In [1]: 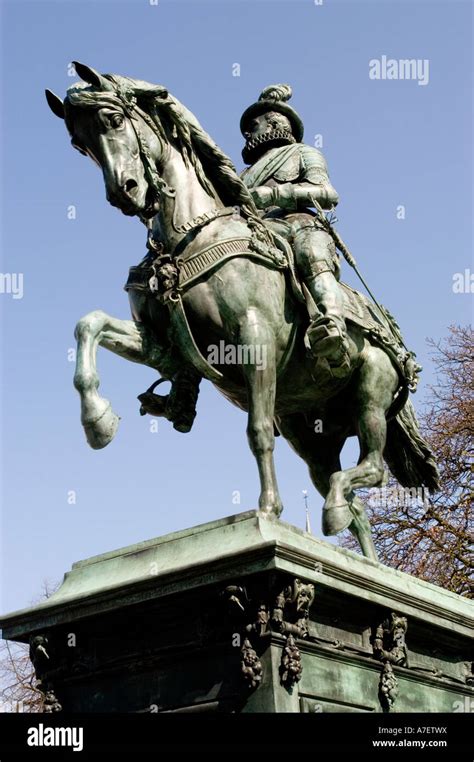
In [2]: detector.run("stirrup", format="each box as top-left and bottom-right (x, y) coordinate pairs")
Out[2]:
(137, 379), (169, 417)
(137, 377), (198, 433)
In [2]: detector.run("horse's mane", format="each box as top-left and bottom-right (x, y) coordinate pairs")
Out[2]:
(64, 76), (259, 221)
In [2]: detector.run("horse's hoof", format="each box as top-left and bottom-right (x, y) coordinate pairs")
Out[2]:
(83, 400), (120, 449)
(322, 502), (352, 535)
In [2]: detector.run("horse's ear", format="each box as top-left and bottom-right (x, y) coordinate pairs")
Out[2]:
(45, 89), (65, 119)
(72, 61), (114, 91)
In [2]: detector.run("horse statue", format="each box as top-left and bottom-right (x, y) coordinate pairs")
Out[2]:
(45, 63), (439, 561)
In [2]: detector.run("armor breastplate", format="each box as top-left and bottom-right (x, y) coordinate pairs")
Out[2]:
(272, 152), (301, 183)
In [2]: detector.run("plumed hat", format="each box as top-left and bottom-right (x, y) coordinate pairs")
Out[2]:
(240, 84), (304, 142)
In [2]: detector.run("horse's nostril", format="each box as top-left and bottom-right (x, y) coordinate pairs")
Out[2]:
(123, 178), (138, 195)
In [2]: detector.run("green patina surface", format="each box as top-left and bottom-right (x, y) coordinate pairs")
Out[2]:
(44, 65), (440, 559)
(1, 512), (472, 713)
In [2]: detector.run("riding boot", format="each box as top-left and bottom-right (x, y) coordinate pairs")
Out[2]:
(303, 271), (350, 375)
(166, 368), (201, 432)
(138, 368), (201, 433)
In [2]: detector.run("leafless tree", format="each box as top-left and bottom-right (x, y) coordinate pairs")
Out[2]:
(342, 325), (473, 596)
(0, 579), (58, 712)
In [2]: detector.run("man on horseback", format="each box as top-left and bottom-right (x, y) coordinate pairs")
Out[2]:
(137, 83), (352, 430)
(240, 85), (350, 373)
(45, 63), (439, 556)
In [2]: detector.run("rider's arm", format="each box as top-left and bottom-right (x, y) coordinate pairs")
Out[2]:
(299, 146), (339, 208)
(250, 146), (339, 211)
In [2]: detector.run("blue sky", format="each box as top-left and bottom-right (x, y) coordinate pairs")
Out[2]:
(0, 0), (472, 614)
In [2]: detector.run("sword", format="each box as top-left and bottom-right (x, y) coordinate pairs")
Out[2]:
(307, 193), (410, 353)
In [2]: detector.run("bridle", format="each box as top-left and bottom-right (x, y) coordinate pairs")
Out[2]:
(75, 81), (270, 247)
(111, 83), (233, 235)
(112, 83), (176, 211)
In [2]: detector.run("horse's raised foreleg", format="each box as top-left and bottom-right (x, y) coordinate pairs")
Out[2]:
(74, 310), (160, 449)
(241, 318), (282, 517)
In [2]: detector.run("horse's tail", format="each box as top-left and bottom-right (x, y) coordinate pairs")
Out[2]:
(384, 398), (440, 491)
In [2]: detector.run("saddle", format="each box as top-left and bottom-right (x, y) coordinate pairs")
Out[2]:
(124, 229), (419, 394)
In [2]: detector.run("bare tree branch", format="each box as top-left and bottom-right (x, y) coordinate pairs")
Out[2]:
(341, 325), (473, 597)
(0, 578), (59, 712)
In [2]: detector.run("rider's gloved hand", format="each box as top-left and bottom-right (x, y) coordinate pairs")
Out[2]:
(249, 186), (274, 209)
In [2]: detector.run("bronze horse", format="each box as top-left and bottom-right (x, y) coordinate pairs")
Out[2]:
(45, 63), (438, 560)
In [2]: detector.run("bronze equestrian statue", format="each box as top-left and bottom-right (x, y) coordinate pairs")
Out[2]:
(45, 63), (439, 561)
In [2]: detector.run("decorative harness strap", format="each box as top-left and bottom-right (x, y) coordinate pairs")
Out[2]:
(125, 233), (296, 384)
(112, 81), (176, 203)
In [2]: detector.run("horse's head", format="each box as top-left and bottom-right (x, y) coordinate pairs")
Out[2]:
(47, 62), (261, 232)
(46, 62), (170, 218)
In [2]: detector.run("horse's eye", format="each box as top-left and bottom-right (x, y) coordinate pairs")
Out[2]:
(110, 114), (124, 129)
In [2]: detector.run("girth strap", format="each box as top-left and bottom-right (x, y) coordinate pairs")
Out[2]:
(168, 293), (299, 386)
(168, 295), (224, 383)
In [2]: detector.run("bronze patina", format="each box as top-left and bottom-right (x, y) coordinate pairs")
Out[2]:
(45, 64), (439, 560)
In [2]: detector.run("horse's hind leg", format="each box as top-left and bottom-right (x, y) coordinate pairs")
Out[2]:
(276, 412), (345, 508)
(74, 310), (161, 449)
(277, 412), (378, 560)
(323, 349), (399, 552)
(346, 495), (378, 560)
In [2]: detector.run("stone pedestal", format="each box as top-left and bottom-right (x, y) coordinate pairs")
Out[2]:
(1, 512), (472, 713)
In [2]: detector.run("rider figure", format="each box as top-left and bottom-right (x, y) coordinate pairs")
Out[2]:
(240, 84), (349, 371)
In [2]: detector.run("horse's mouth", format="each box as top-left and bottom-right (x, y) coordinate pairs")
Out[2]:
(140, 189), (160, 219)
(118, 195), (154, 218)
(120, 204), (139, 217)
(113, 185), (155, 217)
(108, 194), (141, 217)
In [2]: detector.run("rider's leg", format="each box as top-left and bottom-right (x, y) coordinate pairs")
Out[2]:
(292, 225), (349, 368)
(128, 288), (202, 432)
(166, 366), (201, 433)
